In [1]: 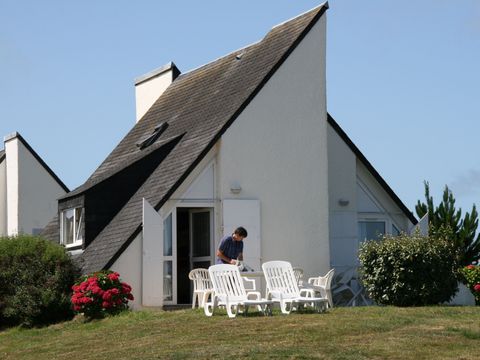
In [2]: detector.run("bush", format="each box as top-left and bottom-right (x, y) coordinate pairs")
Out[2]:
(0, 235), (79, 327)
(359, 232), (458, 306)
(459, 265), (480, 305)
(71, 270), (134, 319)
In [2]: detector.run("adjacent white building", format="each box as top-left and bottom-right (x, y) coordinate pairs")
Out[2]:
(0, 132), (68, 237)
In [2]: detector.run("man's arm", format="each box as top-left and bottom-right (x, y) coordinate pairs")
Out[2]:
(216, 249), (237, 265)
(238, 252), (243, 261)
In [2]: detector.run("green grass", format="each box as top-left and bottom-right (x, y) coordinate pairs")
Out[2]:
(1, 307), (480, 359)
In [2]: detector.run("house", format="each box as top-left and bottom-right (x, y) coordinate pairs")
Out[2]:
(0, 132), (69, 237)
(42, 3), (417, 308)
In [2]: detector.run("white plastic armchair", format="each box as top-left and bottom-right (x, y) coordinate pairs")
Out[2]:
(205, 264), (273, 318)
(292, 267), (304, 287)
(307, 268), (335, 308)
(188, 268), (213, 309)
(262, 261), (328, 314)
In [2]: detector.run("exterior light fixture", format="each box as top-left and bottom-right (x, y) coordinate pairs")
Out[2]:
(230, 182), (242, 194)
(338, 198), (349, 206)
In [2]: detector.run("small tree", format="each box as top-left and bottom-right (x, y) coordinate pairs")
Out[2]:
(415, 182), (480, 266)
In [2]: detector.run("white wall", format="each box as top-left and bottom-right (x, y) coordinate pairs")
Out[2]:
(5, 139), (19, 235)
(327, 125), (358, 267)
(327, 124), (414, 269)
(0, 157), (6, 236)
(5, 136), (67, 235)
(218, 15), (330, 279)
(356, 160), (411, 231)
(110, 232), (143, 309)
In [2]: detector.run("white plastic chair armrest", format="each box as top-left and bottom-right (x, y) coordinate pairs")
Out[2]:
(307, 277), (316, 285)
(243, 277), (256, 291)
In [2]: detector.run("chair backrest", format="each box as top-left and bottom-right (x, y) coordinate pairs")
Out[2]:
(312, 268), (335, 289)
(208, 264), (247, 302)
(292, 267), (304, 286)
(262, 260), (300, 299)
(188, 268), (212, 292)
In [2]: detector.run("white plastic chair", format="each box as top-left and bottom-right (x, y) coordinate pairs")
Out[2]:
(293, 267), (304, 287)
(188, 268), (213, 309)
(205, 264), (273, 318)
(307, 268), (335, 308)
(262, 261), (328, 314)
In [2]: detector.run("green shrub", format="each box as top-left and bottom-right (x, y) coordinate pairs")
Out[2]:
(0, 234), (79, 327)
(459, 265), (480, 305)
(359, 232), (458, 306)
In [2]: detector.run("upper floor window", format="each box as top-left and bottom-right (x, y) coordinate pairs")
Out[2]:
(61, 207), (84, 247)
(358, 221), (385, 242)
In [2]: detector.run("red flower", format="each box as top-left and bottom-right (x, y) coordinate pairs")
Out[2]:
(110, 288), (120, 296)
(102, 290), (113, 301)
(102, 301), (112, 309)
(127, 293), (134, 301)
(467, 265), (475, 270)
(121, 283), (132, 294)
(108, 272), (120, 282)
(474, 284), (480, 293)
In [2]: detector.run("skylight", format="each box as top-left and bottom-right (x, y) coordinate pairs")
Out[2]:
(136, 122), (169, 150)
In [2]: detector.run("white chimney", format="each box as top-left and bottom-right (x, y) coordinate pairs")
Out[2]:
(134, 62), (180, 122)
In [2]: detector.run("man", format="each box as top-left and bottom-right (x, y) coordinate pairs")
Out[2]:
(216, 227), (248, 264)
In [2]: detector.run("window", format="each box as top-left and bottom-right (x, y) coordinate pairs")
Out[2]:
(61, 207), (84, 247)
(358, 221), (385, 242)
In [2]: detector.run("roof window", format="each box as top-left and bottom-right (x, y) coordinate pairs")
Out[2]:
(136, 122), (169, 150)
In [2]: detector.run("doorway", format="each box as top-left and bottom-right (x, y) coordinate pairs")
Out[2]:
(176, 207), (214, 304)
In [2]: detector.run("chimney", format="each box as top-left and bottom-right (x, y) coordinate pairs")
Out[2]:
(134, 62), (180, 122)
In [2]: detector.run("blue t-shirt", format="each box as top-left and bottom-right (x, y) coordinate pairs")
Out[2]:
(216, 235), (243, 264)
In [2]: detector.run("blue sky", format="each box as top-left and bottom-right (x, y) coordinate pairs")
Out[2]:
(1, 0), (479, 217)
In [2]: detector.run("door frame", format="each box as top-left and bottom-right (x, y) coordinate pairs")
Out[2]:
(189, 208), (214, 270)
(164, 202), (216, 304)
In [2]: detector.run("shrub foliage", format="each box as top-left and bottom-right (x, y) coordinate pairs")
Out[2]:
(459, 265), (480, 305)
(359, 232), (458, 306)
(0, 235), (79, 327)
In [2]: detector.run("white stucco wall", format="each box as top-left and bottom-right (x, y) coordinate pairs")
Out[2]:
(110, 232), (143, 309)
(5, 139), (19, 235)
(218, 15), (330, 278)
(327, 125), (358, 267)
(327, 124), (414, 269)
(356, 160), (411, 231)
(0, 157), (6, 236)
(5, 136), (67, 235)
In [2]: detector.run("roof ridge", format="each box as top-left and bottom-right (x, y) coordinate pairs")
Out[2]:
(272, 2), (329, 29)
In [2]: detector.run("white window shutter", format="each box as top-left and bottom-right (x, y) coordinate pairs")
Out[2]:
(142, 198), (163, 306)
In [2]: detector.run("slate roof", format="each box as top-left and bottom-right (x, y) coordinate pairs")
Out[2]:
(55, 3), (330, 273)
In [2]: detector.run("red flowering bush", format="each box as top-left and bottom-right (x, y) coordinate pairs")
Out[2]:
(459, 264), (480, 305)
(71, 270), (134, 318)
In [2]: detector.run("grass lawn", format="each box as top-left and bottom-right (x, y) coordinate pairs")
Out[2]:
(1, 306), (480, 359)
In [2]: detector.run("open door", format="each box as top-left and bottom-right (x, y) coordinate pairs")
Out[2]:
(189, 208), (213, 270)
(142, 198), (163, 306)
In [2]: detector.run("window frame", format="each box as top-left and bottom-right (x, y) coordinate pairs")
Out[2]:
(60, 207), (84, 248)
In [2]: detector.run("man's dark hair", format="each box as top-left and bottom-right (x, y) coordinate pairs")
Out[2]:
(234, 226), (248, 238)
